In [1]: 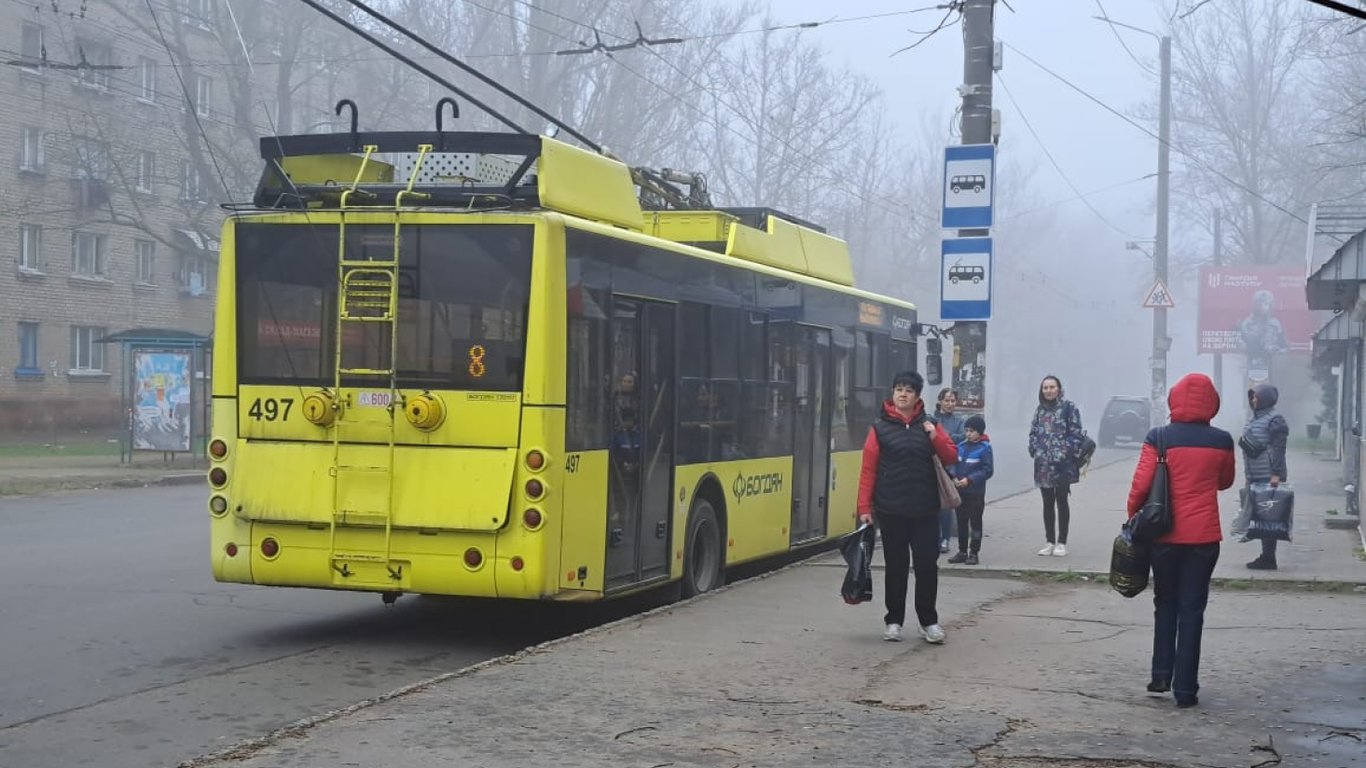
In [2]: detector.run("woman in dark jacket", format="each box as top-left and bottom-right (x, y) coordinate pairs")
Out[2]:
(1027, 375), (1085, 557)
(1126, 373), (1236, 709)
(857, 371), (959, 645)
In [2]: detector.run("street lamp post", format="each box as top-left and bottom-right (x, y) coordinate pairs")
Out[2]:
(1095, 16), (1171, 427)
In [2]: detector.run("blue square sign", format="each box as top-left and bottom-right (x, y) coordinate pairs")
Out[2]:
(941, 237), (992, 321)
(941, 144), (996, 229)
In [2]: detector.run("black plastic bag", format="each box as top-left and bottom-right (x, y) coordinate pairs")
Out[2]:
(1110, 522), (1149, 598)
(840, 524), (876, 604)
(1247, 483), (1294, 542)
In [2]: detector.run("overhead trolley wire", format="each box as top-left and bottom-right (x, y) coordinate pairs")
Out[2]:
(340, 0), (601, 151)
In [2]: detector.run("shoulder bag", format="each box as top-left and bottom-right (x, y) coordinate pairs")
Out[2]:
(934, 455), (962, 510)
(1129, 428), (1173, 543)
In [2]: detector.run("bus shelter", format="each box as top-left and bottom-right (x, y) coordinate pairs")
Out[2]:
(98, 328), (212, 463)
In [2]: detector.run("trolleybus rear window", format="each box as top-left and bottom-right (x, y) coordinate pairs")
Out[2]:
(234, 223), (533, 391)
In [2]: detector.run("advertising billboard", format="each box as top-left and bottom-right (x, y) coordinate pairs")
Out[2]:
(1197, 267), (1314, 356)
(132, 350), (192, 452)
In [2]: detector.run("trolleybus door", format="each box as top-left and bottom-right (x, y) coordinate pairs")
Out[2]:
(605, 298), (675, 590)
(790, 326), (833, 545)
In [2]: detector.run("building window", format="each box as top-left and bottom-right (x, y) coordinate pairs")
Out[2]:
(75, 139), (108, 180)
(18, 322), (40, 375)
(20, 127), (44, 172)
(74, 38), (112, 90)
(193, 74), (212, 117)
(180, 253), (209, 295)
(72, 232), (106, 276)
(135, 239), (155, 283)
(135, 151), (155, 193)
(181, 161), (202, 201)
(184, 0), (215, 30)
(70, 325), (106, 371)
(20, 224), (41, 270)
(20, 23), (44, 71)
(137, 56), (156, 101)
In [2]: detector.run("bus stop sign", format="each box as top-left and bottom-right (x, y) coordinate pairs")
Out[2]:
(941, 144), (995, 229)
(941, 237), (992, 321)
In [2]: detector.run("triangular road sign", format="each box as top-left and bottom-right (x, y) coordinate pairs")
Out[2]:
(1142, 280), (1175, 309)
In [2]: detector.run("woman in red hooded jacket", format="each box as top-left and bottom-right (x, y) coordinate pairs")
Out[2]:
(1126, 373), (1236, 709)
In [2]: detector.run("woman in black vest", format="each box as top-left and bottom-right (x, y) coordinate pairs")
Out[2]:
(857, 370), (960, 644)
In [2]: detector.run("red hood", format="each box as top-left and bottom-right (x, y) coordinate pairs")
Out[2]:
(1168, 373), (1220, 424)
(882, 398), (925, 424)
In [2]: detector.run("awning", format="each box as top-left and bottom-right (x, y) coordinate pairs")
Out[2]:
(173, 228), (220, 255)
(1306, 229), (1366, 310)
(1312, 312), (1362, 343)
(97, 328), (212, 346)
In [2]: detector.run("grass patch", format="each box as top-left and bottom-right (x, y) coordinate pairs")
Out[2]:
(0, 440), (120, 459)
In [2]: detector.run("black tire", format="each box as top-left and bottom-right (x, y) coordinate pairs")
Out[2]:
(682, 499), (724, 597)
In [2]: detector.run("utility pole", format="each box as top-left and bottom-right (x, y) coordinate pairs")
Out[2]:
(1211, 207), (1222, 398)
(952, 0), (995, 415)
(1151, 34), (1172, 428)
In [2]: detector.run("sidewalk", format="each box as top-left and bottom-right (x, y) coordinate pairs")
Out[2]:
(176, 448), (1365, 768)
(0, 451), (204, 496)
(954, 446), (1364, 584)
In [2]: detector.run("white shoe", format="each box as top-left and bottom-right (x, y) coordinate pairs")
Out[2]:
(919, 624), (946, 644)
(883, 623), (903, 642)
(1036, 543), (1055, 556)
(1052, 543), (1068, 557)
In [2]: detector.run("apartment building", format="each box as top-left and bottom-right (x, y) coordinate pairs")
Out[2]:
(0, 0), (343, 434)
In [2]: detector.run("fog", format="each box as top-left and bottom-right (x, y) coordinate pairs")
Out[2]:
(11, 0), (1360, 439)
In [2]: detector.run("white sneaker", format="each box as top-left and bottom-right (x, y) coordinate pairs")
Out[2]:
(1036, 543), (1055, 556)
(919, 624), (946, 644)
(1052, 543), (1068, 557)
(883, 623), (903, 642)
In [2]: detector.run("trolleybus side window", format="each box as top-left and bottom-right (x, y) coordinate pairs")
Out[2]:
(831, 333), (858, 450)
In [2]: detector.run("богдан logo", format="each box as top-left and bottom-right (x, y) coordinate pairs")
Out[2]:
(732, 471), (783, 502)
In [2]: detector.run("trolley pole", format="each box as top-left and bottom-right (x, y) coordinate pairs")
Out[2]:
(952, 0), (995, 414)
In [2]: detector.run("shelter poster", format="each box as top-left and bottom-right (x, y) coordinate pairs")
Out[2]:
(133, 351), (192, 452)
(1197, 267), (1314, 355)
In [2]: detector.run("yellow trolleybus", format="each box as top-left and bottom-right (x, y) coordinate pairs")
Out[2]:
(208, 127), (919, 601)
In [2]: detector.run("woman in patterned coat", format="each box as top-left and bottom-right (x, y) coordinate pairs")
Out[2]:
(1027, 375), (1086, 557)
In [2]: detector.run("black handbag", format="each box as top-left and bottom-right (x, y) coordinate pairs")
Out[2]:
(1129, 428), (1173, 543)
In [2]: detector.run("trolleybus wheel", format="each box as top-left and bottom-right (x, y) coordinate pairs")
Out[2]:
(682, 499), (724, 597)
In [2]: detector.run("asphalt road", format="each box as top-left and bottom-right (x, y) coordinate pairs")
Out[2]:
(0, 486), (642, 768)
(0, 444), (1134, 768)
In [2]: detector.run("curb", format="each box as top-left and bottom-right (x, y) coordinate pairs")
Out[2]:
(0, 472), (204, 496)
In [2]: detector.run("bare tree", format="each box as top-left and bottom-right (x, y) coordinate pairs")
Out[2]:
(1168, 0), (1319, 265)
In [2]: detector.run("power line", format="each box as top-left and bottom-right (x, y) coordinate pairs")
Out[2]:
(1093, 0), (1158, 75)
(1305, 0), (1366, 21)
(996, 72), (1140, 238)
(1004, 41), (1312, 228)
(998, 173), (1157, 223)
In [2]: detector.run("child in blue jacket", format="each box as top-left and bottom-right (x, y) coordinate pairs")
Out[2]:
(948, 415), (994, 565)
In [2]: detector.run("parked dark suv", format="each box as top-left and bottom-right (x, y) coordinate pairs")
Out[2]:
(1098, 396), (1150, 447)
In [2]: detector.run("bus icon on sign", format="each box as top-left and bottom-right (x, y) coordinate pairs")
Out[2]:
(949, 174), (985, 194)
(948, 265), (985, 284)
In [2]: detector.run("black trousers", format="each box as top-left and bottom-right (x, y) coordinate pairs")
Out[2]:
(877, 513), (940, 628)
(1150, 543), (1220, 701)
(1041, 485), (1071, 544)
(956, 493), (985, 553)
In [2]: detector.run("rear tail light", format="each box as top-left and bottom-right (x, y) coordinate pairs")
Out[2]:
(510, 556), (524, 572)
(224, 542), (239, 557)
(525, 450), (545, 471)
(209, 439), (228, 460)
(260, 538), (280, 558)
(522, 508), (543, 530)
(524, 479), (544, 499)
(463, 548), (483, 568)
(209, 496), (228, 515)
(208, 467), (228, 487)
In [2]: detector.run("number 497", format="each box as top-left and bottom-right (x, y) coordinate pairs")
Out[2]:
(248, 397), (293, 421)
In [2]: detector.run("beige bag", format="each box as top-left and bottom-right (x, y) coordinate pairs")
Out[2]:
(934, 456), (962, 509)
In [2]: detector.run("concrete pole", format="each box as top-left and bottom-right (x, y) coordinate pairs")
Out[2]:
(1152, 35), (1172, 427)
(954, 0), (994, 413)
(1212, 207), (1223, 398)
